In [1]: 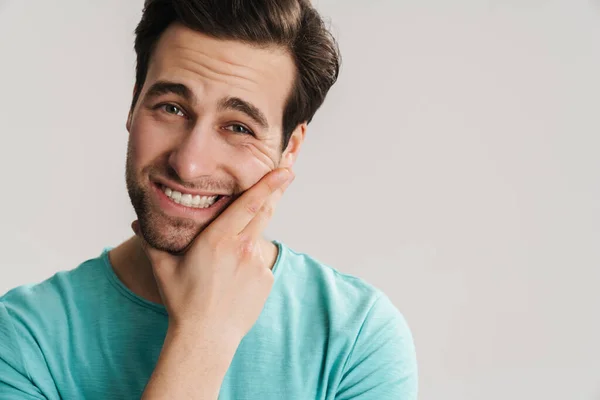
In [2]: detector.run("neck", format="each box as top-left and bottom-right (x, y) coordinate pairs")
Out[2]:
(108, 234), (279, 306)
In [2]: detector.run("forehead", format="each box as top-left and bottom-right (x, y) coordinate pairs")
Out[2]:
(144, 23), (296, 128)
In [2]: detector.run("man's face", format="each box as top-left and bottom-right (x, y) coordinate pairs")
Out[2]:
(126, 23), (303, 254)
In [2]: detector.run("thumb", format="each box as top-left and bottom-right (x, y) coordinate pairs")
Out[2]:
(131, 220), (177, 270)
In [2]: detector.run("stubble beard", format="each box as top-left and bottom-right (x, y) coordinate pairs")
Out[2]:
(125, 148), (207, 255)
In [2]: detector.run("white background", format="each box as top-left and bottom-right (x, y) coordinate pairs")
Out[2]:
(1, 1), (599, 399)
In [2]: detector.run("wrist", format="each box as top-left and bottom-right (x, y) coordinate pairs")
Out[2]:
(166, 321), (242, 358)
(142, 322), (239, 400)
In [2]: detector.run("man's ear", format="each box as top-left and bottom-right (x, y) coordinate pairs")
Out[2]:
(280, 123), (307, 169)
(126, 85), (138, 133)
(126, 110), (133, 133)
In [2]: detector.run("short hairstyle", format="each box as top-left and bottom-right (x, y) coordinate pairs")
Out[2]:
(132, 0), (341, 150)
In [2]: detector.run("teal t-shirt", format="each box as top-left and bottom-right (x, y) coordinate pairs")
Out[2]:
(0, 241), (417, 399)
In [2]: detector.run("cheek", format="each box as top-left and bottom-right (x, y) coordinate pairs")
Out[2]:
(228, 143), (278, 189)
(128, 114), (171, 168)
(243, 141), (278, 170)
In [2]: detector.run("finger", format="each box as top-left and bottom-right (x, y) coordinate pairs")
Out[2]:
(208, 168), (293, 236)
(131, 220), (178, 270)
(239, 171), (294, 239)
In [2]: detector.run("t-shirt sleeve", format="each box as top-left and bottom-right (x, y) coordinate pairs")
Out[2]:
(0, 302), (47, 399)
(335, 293), (418, 400)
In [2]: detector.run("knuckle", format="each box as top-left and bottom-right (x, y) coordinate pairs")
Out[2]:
(236, 235), (255, 257)
(265, 180), (279, 194)
(261, 203), (274, 218)
(244, 200), (261, 216)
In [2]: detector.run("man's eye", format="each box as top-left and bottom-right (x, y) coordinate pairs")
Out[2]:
(159, 104), (186, 117)
(224, 124), (254, 136)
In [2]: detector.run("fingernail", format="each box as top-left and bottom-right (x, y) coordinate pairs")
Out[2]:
(283, 175), (295, 191)
(276, 168), (291, 185)
(285, 170), (296, 186)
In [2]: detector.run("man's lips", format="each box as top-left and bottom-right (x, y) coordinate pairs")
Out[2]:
(152, 182), (231, 216)
(152, 177), (229, 197)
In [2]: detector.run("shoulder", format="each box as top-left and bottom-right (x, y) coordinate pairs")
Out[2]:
(276, 241), (414, 337)
(0, 251), (109, 336)
(276, 241), (384, 310)
(276, 242), (418, 397)
(0, 251), (105, 400)
(0, 252), (109, 383)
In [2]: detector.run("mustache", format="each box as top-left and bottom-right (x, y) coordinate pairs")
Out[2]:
(147, 164), (239, 195)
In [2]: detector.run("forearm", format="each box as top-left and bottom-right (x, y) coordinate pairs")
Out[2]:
(141, 325), (239, 400)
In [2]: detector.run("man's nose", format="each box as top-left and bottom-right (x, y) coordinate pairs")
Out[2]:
(167, 126), (219, 182)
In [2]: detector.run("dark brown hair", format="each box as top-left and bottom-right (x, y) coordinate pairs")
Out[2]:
(132, 0), (341, 150)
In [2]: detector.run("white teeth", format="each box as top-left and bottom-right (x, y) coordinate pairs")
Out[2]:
(171, 191), (182, 203)
(162, 185), (219, 209)
(181, 194), (193, 206)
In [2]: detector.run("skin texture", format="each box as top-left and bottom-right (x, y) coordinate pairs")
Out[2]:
(124, 23), (304, 255)
(107, 23), (307, 398)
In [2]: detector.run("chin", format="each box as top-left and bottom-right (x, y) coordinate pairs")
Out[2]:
(138, 212), (205, 255)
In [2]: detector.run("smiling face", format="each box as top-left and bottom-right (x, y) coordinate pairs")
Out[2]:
(126, 23), (305, 254)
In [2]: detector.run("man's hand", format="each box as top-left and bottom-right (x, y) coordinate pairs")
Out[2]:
(137, 167), (294, 400)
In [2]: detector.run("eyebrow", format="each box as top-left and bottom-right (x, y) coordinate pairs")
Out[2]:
(145, 81), (195, 104)
(218, 97), (270, 131)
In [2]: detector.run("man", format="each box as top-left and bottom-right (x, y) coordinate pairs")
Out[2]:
(0, 0), (417, 399)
